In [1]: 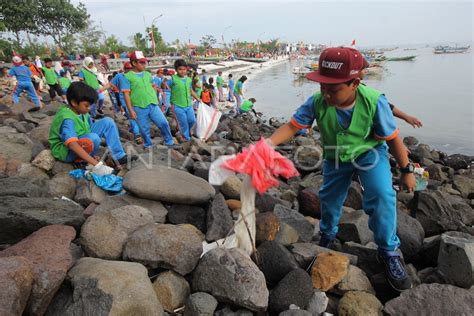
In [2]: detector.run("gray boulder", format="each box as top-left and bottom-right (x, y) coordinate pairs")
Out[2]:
(0, 176), (50, 197)
(167, 204), (206, 232)
(438, 231), (474, 288)
(289, 243), (358, 269)
(337, 209), (374, 245)
(397, 209), (425, 258)
(206, 193), (234, 241)
(274, 204), (314, 242)
(184, 292), (218, 316)
(453, 174), (474, 199)
(268, 269), (313, 314)
(305, 290), (328, 316)
(256, 240), (299, 284)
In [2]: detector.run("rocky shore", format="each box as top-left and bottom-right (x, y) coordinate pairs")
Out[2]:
(0, 78), (473, 316)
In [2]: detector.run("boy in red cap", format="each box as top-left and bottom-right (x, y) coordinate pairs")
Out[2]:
(268, 47), (415, 291)
(122, 51), (174, 148)
(9, 55), (42, 111)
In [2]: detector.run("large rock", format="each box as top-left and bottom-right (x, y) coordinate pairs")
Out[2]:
(0, 256), (34, 316)
(47, 257), (164, 315)
(453, 174), (474, 199)
(184, 292), (218, 316)
(80, 205), (154, 259)
(311, 252), (349, 291)
(256, 212), (280, 244)
(0, 126), (35, 162)
(220, 175), (242, 200)
(0, 196), (84, 245)
(332, 265), (375, 295)
(289, 243), (358, 269)
(275, 222), (300, 246)
(152, 271), (190, 312)
(124, 223), (202, 275)
(256, 240), (299, 284)
(192, 247), (268, 312)
(416, 234), (441, 267)
(397, 209), (425, 258)
(337, 209), (374, 245)
(48, 172), (77, 199)
(274, 204), (313, 242)
(279, 310), (312, 316)
(167, 204), (206, 232)
(0, 176), (51, 198)
(438, 231), (474, 288)
(384, 283), (474, 315)
(415, 190), (474, 236)
(74, 180), (108, 206)
(268, 269), (313, 314)
(297, 187), (321, 218)
(445, 153), (470, 170)
(255, 192), (291, 213)
(0, 225), (76, 315)
(206, 193), (234, 241)
(338, 291), (383, 316)
(95, 194), (168, 223)
(123, 166), (215, 204)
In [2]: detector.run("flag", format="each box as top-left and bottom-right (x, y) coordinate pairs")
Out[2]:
(351, 39), (356, 46)
(149, 31), (155, 50)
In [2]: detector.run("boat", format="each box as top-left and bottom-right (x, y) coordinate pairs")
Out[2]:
(385, 55), (416, 61)
(404, 48), (417, 51)
(235, 57), (269, 63)
(292, 66), (311, 78)
(196, 57), (223, 63)
(434, 45), (470, 54)
(374, 55), (386, 62)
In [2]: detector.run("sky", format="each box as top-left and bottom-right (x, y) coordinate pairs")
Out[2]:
(74, 0), (473, 47)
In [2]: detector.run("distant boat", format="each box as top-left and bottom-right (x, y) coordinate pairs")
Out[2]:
(235, 57), (269, 63)
(292, 66), (311, 78)
(434, 45), (470, 54)
(196, 57), (223, 63)
(404, 48), (417, 51)
(385, 55), (416, 61)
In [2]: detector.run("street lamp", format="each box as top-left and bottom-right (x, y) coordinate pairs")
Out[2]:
(151, 14), (163, 56)
(221, 25), (232, 49)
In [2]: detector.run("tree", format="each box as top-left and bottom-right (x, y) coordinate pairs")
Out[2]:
(0, 0), (38, 44)
(145, 24), (166, 53)
(79, 19), (104, 56)
(34, 0), (89, 49)
(103, 35), (128, 53)
(131, 33), (147, 52)
(200, 35), (217, 49)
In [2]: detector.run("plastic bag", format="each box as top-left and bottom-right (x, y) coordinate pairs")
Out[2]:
(196, 102), (222, 141)
(69, 169), (123, 193)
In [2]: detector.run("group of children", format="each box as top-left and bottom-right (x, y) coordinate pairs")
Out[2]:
(9, 47), (421, 292)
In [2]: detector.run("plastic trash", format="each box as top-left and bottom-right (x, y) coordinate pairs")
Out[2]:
(196, 102), (222, 141)
(69, 169), (123, 193)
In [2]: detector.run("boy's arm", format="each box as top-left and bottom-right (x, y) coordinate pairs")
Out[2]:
(387, 136), (416, 192)
(391, 105), (423, 128)
(191, 89), (202, 103)
(269, 123), (300, 146)
(67, 141), (99, 165)
(123, 91), (136, 120)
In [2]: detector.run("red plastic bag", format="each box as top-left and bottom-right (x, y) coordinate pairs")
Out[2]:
(222, 138), (299, 193)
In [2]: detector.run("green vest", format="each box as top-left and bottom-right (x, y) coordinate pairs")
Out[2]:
(42, 67), (58, 85)
(240, 100), (254, 112)
(48, 105), (91, 161)
(124, 71), (158, 108)
(234, 81), (242, 94)
(315, 84), (384, 162)
(81, 68), (101, 90)
(170, 75), (192, 108)
(59, 77), (71, 90)
(216, 76), (224, 87)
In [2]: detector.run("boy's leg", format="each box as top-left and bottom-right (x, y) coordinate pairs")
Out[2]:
(24, 81), (42, 108)
(172, 105), (190, 141)
(97, 92), (104, 112)
(90, 117), (126, 160)
(319, 159), (354, 240)
(54, 84), (66, 101)
(12, 82), (21, 104)
(149, 104), (174, 145)
(356, 145), (400, 250)
(218, 87), (223, 101)
(49, 84), (57, 99)
(186, 106), (196, 133)
(134, 106), (153, 149)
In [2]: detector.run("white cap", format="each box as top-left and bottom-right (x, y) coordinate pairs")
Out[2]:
(12, 56), (22, 65)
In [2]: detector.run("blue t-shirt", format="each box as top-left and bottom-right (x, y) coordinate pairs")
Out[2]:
(111, 73), (128, 103)
(201, 75), (207, 84)
(235, 81), (243, 94)
(9, 65), (32, 83)
(153, 77), (163, 91)
(291, 94), (398, 140)
(228, 79), (235, 91)
(59, 115), (93, 144)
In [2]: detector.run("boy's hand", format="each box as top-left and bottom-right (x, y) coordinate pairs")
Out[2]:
(400, 173), (416, 193)
(405, 116), (423, 128)
(129, 110), (137, 120)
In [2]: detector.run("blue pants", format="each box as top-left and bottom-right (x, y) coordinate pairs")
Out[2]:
(120, 96), (140, 137)
(319, 144), (400, 251)
(134, 104), (174, 148)
(228, 88), (234, 101)
(64, 117), (126, 162)
(90, 91), (105, 117)
(235, 94), (242, 111)
(172, 105), (196, 141)
(13, 81), (41, 108)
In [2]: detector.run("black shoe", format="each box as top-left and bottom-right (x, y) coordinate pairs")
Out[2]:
(116, 154), (138, 166)
(27, 107), (41, 112)
(318, 232), (336, 249)
(377, 250), (413, 291)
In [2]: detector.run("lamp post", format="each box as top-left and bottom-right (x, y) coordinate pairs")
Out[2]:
(221, 25), (232, 50)
(151, 14), (163, 56)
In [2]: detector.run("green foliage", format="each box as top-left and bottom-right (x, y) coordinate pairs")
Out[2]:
(200, 35), (217, 49)
(103, 35), (129, 53)
(78, 19), (104, 55)
(131, 33), (148, 53)
(0, 0), (38, 43)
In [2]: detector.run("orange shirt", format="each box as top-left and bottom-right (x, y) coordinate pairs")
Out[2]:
(29, 64), (42, 77)
(201, 90), (211, 103)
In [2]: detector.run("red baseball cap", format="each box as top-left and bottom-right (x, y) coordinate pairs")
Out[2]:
(129, 50), (148, 63)
(123, 61), (133, 70)
(157, 68), (164, 74)
(306, 47), (369, 84)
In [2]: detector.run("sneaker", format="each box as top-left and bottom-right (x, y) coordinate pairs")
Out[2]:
(376, 250), (413, 291)
(318, 232), (336, 249)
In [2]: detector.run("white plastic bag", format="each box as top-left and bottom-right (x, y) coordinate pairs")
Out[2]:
(196, 102), (222, 141)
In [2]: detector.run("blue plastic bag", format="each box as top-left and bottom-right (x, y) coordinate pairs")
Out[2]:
(69, 169), (123, 193)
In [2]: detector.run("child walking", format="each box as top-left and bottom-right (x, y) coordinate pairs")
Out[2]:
(42, 58), (67, 102)
(9, 56), (42, 111)
(78, 57), (108, 117)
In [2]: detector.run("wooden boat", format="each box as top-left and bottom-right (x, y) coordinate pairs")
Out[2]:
(235, 57), (269, 63)
(196, 57), (223, 63)
(385, 55), (416, 61)
(434, 45), (470, 54)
